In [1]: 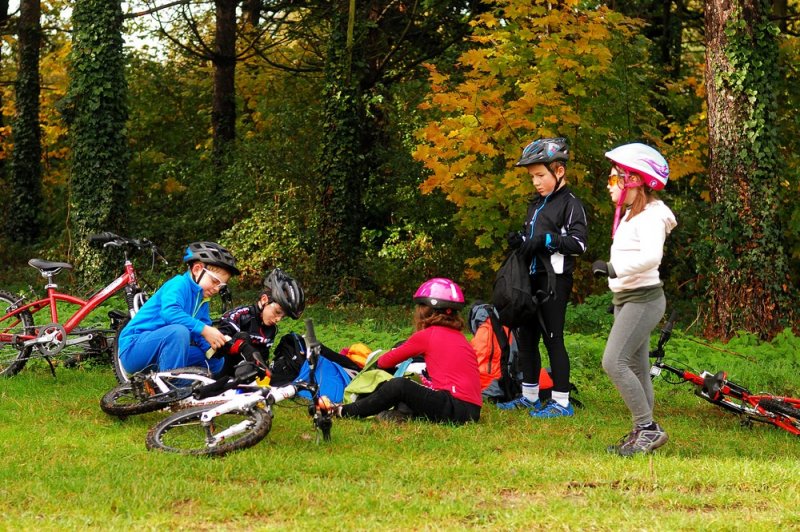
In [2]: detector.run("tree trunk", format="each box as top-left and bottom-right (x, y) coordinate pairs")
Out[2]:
(704, 0), (794, 339)
(313, 0), (369, 299)
(6, 0), (43, 243)
(211, 0), (237, 163)
(68, 0), (130, 286)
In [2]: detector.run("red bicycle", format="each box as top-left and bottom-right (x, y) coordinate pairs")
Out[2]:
(0, 232), (165, 377)
(650, 312), (800, 436)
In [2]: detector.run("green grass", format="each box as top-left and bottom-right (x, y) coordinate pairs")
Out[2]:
(1, 305), (799, 529)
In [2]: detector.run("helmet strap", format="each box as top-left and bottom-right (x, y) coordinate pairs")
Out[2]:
(190, 263), (206, 285)
(611, 169), (643, 237)
(546, 163), (565, 191)
(612, 190), (628, 237)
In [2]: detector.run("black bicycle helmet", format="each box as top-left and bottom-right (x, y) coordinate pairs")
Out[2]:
(515, 137), (569, 167)
(263, 268), (305, 319)
(183, 241), (240, 276)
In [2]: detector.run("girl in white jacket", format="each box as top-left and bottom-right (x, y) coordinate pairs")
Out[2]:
(592, 143), (676, 457)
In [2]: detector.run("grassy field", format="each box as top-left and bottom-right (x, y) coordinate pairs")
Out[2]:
(1, 305), (799, 530)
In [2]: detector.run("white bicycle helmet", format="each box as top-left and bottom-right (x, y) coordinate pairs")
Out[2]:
(604, 143), (669, 190)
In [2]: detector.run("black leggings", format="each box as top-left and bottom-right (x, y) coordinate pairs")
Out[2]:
(340, 378), (481, 424)
(515, 273), (573, 392)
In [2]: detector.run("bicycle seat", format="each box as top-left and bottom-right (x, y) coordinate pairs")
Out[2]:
(28, 259), (74, 275)
(702, 371), (726, 402)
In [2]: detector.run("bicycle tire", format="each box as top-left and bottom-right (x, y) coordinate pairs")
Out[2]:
(758, 398), (800, 430)
(145, 404), (272, 457)
(100, 367), (210, 417)
(0, 290), (35, 377)
(111, 317), (130, 383)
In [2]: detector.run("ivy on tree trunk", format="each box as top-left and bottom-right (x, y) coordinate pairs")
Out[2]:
(65, 0), (129, 286)
(704, 0), (794, 338)
(7, 0), (43, 243)
(313, 1), (370, 299)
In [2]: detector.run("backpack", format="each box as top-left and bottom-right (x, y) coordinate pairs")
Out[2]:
(469, 302), (580, 406)
(468, 302), (528, 402)
(270, 332), (362, 386)
(270, 332), (308, 386)
(491, 248), (556, 330)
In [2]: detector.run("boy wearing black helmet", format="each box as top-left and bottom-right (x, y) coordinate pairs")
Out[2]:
(213, 268), (305, 376)
(499, 138), (588, 418)
(118, 241), (240, 375)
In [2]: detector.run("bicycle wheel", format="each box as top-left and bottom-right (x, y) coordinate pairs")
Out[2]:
(0, 290), (35, 377)
(758, 398), (800, 431)
(100, 367), (210, 417)
(146, 404), (272, 457)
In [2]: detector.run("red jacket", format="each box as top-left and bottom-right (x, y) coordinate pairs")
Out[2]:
(378, 326), (482, 407)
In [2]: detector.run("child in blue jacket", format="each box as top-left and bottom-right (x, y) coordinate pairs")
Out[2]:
(118, 241), (240, 375)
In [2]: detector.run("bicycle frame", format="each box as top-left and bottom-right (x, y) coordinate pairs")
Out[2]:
(1, 260), (140, 347)
(198, 383), (306, 446)
(5, 260), (138, 338)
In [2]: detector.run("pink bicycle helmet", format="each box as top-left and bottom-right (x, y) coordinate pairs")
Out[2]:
(413, 278), (465, 310)
(604, 143), (669, 190)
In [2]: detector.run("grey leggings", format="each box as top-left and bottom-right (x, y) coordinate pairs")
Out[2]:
(601, 295), (665, 426)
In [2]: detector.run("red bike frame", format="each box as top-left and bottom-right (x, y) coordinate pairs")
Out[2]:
(1, 261), (138, 343)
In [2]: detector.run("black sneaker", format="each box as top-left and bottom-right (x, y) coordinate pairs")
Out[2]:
(376, 402), (413, 423)
(613, 423), (669, 457)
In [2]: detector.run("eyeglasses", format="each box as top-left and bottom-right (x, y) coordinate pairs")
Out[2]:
(202, 268), (227, 288)
(608, 174), (622, 188)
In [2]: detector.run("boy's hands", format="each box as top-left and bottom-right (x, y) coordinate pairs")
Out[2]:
(202, 325), (229, 350)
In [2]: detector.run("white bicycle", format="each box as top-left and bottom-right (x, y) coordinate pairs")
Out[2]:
(144, 318), (335, 457)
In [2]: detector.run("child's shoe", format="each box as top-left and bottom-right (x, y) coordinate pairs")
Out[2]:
(613, 423), (668, 457)
(529, 399), (574, 418)
(496, 396), (542, 411)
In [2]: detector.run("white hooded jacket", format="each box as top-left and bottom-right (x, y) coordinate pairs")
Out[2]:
(608, 200), (677, 293)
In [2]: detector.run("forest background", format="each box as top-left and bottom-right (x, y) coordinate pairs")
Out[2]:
(0, 0), (797, 342)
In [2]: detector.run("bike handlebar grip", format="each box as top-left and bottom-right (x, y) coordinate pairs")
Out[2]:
(304, 319), (320, 349)
(88, 232), (120, 245)
(193, 377), (233, 400)
(663, 310), (678, 334)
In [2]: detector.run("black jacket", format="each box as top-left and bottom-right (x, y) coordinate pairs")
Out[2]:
(217, 304), (277, 358)
(521, 185), (588, 275)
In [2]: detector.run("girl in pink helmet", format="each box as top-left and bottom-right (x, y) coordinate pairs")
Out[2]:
(593, 142), (677, 457)
(332, 278), (482, 424)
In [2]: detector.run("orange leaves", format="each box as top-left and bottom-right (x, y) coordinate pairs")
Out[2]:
(414, 0), (655, 261)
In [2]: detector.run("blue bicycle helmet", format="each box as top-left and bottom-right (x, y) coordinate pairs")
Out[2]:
(515, 137), (569, 167)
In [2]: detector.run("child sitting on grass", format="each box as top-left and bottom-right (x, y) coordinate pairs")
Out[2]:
(213, 268), (305, 376)
(333, 278), (482, 424)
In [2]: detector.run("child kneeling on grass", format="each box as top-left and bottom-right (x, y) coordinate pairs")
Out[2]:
(333, 278), (482, 425)
(118, 241), (239, 376)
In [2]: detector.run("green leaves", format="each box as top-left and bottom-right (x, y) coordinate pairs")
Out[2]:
(414, 0), (659, 276)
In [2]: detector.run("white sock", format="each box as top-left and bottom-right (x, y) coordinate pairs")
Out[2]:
(522, 383), (540, 403)
(552, 391), (570, 408)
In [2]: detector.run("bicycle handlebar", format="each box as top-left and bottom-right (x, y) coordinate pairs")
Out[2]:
(650, 310), (678, 359)
(88, 232), (168, 264)
(304, 319), (319, 350)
